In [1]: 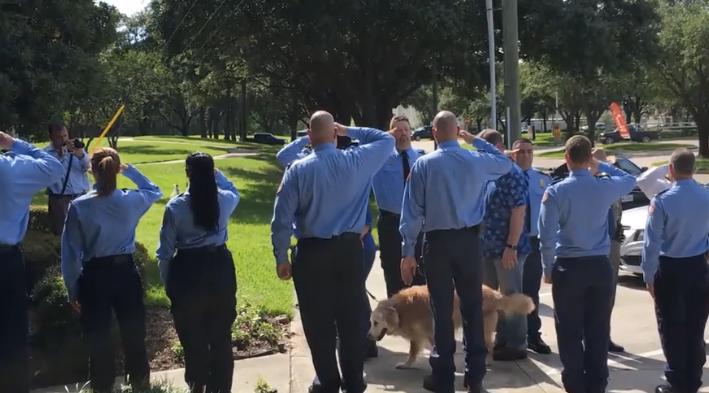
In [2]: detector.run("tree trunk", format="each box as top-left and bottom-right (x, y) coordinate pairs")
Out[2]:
(697, 116), (709, 158)
(199, 107), (207, 138)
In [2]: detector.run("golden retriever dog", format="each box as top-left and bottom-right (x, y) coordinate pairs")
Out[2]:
(367, 285), (535, 369)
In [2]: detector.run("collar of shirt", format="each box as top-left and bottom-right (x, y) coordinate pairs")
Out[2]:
(570, 169), (591, 178)
(674, 178), (696, 187)
(438, 140), (460, 150)
(314, 143), (336, 153)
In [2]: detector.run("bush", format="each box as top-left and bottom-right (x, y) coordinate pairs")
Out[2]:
(28, 205), (52, 233)
(231, 300), (282, 349)
(61, 381), (188, 392)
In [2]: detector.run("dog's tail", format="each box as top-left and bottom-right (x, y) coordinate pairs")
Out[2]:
(495, 293), (535, 316)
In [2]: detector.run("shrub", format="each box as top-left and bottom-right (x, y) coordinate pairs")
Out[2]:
(231, 300), (282, 349)
(28, 205), (52, 233)
(23, 230), (61, 294)
(61, 380), (188, 392)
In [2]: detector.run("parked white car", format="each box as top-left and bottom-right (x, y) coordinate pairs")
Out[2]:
(618, 205), (649, 276)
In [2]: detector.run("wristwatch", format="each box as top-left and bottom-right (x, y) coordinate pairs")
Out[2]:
(505, 243), (518, 250)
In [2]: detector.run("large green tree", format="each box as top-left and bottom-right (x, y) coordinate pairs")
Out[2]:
(654, 0), (709, 156)
(0, 1), (119, 137)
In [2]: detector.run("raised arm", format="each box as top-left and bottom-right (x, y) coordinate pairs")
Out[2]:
(538, 188), (560, 278)
(345, 127), (395, 175)
(73, 149), (91, 172)
(61, 203), (84, 303)
(470, 138), (514, 181)
(641, 198), (665, 286)
(400, 161), (426, 257)
(9, 138), (64, 191)
(598, 162), (638, 200)
(156, 206), (178, 285)
(271, 169), (299, 265)
(276, 135), (311, 167)
(122, 165), (164, 215)
(637, 164), (671, 199)
(215, 169), (240, 215)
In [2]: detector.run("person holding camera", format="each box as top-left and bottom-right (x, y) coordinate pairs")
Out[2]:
(44, 121), (91, 236)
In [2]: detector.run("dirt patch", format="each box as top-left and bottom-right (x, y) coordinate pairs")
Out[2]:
(29, 307), (290, 389)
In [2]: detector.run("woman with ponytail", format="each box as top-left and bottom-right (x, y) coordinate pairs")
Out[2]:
(60, 147), (163, 393)
(156, 152), (240, 393)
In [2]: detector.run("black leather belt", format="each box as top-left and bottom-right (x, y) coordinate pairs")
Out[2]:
(0, 244), (18, 253)
(380, 210), (400, 218)
(177, 244), (227, 254)
(85, 254), (133, 266)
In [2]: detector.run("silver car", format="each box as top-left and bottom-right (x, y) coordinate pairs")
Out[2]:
(618, 205), (649, 276)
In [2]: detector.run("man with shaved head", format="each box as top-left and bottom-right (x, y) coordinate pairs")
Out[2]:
(271, 111), (394, 393)
(642, 148), (709, 393)
(400, 110), (514, 393)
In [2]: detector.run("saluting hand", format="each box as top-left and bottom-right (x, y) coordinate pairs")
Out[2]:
(119, 164), (128, 173)
(589, 158), (601, 176)
(458, 130), (475, 144)
(277, 263), (292, 281)
(334, 123), (348, 136)
(0, 131), (14, 150)
(400, 256), (417, 285)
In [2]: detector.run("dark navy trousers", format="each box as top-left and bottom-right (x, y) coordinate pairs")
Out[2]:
(551, 256), (614, 393)
(654, 254), (709, 393)
(0, 245), (29, 393)
(523, 237), (543, 340)
(378, 210), (426, 298)
(424, 226), (487, 393)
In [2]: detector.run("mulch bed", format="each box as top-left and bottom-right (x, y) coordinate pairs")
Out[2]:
(30, 307), (291, 389)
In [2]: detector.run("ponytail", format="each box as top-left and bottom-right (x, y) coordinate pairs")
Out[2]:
(91, 147), (121, 197)
(186, 152), (220, 232)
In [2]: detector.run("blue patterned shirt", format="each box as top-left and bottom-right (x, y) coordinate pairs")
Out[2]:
(482, 164), (531, 258)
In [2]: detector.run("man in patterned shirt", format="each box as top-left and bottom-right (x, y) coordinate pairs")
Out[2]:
(479, 129), (531, 361)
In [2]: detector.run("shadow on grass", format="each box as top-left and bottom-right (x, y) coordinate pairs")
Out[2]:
(119, 145), (229, 156)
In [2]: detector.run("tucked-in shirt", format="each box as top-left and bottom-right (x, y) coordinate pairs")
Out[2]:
(271, 127), (395, 264)
(525, 168), (551, 237)
(363, 207), (376, 251)
(156, 170), (241, 283)
(399, 138), (514, 257)
(61, 165), (163, 301)
(44, 145), (91, 195)
(372, 147), (422, 214)
(483, 164), (531, 258)
(0, 139), (64, 245)
(637, 164), (672, 199)
(538, 163), (637, 276)
(642, 179), (709, 284)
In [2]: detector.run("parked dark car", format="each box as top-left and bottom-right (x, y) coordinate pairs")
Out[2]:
(412, 126), (433, 141)
(252, 133), (286, 145)
(598, 124), (660, 144)
(543, 156), (650, 210)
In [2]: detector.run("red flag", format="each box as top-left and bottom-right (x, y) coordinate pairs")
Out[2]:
(609, 102), (630, 140)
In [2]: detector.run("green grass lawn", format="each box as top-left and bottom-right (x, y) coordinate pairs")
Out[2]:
(652, 158), (709, 174)
(33, 137), (295, 317)
(537, 142), (695, 158)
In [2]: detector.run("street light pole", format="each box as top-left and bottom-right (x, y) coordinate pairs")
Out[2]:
(432, 56), (439, 150)
(502, 0), (521, 146)
(485, 0), (497, 130)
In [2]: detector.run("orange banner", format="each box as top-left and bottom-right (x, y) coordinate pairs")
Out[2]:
(609, 102), (629, 140)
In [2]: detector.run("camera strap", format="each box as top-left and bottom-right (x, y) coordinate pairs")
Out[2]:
(46, 153), (74, 197)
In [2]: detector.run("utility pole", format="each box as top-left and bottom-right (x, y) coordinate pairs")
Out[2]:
(502, 0), (521, 148)
(432, 56), (439, 150)
(485, 0), (497, 130)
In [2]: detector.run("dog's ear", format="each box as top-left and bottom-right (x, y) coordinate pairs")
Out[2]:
(383, 306), (399, 328)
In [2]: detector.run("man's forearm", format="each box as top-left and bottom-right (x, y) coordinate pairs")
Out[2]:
(507, 206), (525, 245)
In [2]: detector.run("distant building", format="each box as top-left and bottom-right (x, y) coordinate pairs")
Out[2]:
(392, 105), (422, 127)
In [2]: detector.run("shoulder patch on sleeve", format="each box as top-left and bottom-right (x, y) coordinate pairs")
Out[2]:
(542, 189), (549, 203)
(406, 172), (411, 181)
(277, 175), (285, 193)
(648, 200), (655, 215)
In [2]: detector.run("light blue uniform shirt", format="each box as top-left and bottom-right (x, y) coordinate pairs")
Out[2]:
(271, 127), (395, 264)
(538, 163), (637, 276)
(156, 170), (241, 283)
(372, 147), (421, 214)
(44, 146), (91, 195)
(399, 138), (514, 257)
(641, 179), (709, 285)
(525, 168), (552, 237)
(276, 134), (312, 168)
(61, 165), (163, 301)
(0, 139), (64, 245)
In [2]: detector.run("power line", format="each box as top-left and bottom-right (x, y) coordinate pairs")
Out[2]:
(193, 0), (245, 56)
(163, 0), (200, 47)
(180, 0), (228, 54)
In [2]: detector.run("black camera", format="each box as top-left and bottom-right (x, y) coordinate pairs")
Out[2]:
(64, 138), (85, 150)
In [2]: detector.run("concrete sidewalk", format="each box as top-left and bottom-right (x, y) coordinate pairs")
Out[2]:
(290, 253), (564, 393)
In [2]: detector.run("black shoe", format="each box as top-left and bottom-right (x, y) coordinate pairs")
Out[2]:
(527, 337), (552, 354)
(655, 384), (676, 393)
(608, 340), (625, 353)
(308, 384), (321, 393)
(492, 347), (528, 361)
(423, 375), (454, 393)
(463, 379), (484, 393)
(365, 339), (378, 359)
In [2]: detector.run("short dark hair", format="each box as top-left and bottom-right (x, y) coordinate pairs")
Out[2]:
(48, 120), (65, 134)
(478, 129), (503, 146)
(390, 115), (410, 128)
(513, 138), (533, 148)
(565, 135), (592, 164)
(669, 148), (695, 176)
